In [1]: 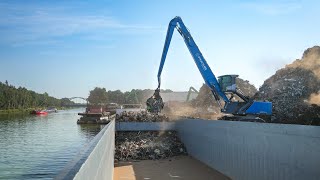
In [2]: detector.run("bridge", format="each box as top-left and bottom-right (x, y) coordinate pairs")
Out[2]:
(66, 97), (88, 107)
(56, 118), (320, 180)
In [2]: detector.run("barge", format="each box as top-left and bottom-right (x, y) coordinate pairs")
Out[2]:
(77, 112), (111, 124)
(77, 103), (119, 124)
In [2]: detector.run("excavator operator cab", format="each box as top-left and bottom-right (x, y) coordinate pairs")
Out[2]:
(218, 75), (238, 93)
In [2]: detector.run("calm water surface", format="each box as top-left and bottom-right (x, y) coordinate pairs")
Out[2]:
(0, 108), (103, 180)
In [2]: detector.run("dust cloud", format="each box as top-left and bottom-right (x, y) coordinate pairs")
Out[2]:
(308, 92), (320, 105)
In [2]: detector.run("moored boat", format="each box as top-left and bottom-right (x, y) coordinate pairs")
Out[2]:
(30, 110), (48, 115)
(45, 107), (57, 113)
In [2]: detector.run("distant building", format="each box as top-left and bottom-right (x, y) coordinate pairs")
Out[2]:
(160, 92), (198, 102)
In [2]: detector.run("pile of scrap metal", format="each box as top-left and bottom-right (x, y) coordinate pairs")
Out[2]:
(116, 110), (169, 122)
(192, 79), (257, 110)
(255, 46), (320, 125)
(115, 131), (187, 161)
(116, 104), (144, 119)
(115, 101), (169, 122)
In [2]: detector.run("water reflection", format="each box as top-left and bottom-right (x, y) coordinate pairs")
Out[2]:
(77, 124), (104, 139)
(0, 108), (102, 179)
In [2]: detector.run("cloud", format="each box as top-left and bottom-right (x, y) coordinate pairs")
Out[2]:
(0, 2), (160, 46)
(240, 1), (301, 15)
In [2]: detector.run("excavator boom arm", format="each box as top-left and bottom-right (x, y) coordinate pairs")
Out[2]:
(157, 16), (230, 103)
(151, 16), (272, 118)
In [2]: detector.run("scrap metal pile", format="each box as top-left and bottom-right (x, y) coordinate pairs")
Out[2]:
(255, 46), (320, 125)
(116, 110), (170, 122)
(192, 79), (257, 109)
(184, 46), (320, 125)
(189, 78), (257, 118)
(115, 131), (187, 161)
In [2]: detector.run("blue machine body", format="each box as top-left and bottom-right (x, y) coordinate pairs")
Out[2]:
(245, 101), (272, 115)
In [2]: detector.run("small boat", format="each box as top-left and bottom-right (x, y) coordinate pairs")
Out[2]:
(30, 110), (48, 115)
(37, 111), (48, 115)
(45, 107), (58, 113)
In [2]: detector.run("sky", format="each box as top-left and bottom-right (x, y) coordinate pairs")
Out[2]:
(0, 0), (319, 98)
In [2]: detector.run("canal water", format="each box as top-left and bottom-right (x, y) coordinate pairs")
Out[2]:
(0, 108), (103, 180)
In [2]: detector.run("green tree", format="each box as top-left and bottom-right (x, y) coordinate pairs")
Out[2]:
(107, 90), (125, 104)
(0, 82), (5, 108)
(0, 81), (71, 110)
(61, 98), (75, 106)
(125, 90), (139, 104)
(88, 87), (108, 105)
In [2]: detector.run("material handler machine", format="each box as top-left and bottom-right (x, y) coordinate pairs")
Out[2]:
(147, 16), (272, 121)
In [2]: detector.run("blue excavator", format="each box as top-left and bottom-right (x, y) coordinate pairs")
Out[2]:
(147, 16), (272, 122)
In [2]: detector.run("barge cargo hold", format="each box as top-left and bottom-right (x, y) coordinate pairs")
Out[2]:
(56, 118), (320, 180)
(114, 155), (230, 180)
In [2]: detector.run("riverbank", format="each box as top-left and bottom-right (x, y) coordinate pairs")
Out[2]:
(0, 108), (34, 115)
(0, 107), (73, 115)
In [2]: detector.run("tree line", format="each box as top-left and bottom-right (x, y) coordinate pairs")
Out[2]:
(0, 81), (74, 110)
(87, 87), (173, 105)
(0, 80), (173, 110)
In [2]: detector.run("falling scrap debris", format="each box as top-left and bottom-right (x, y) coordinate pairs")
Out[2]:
(115, 131), (187, 161)
(255, 46), (320, 125)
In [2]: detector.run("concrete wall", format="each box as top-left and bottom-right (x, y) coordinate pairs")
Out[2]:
(176, 119), (320, 180)
(116, 121), (175, 131)
(73, 120), (115, 180)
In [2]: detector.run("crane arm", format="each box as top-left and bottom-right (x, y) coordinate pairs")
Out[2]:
(186, 86), (199, 102)
(157, 16), (230, 104)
